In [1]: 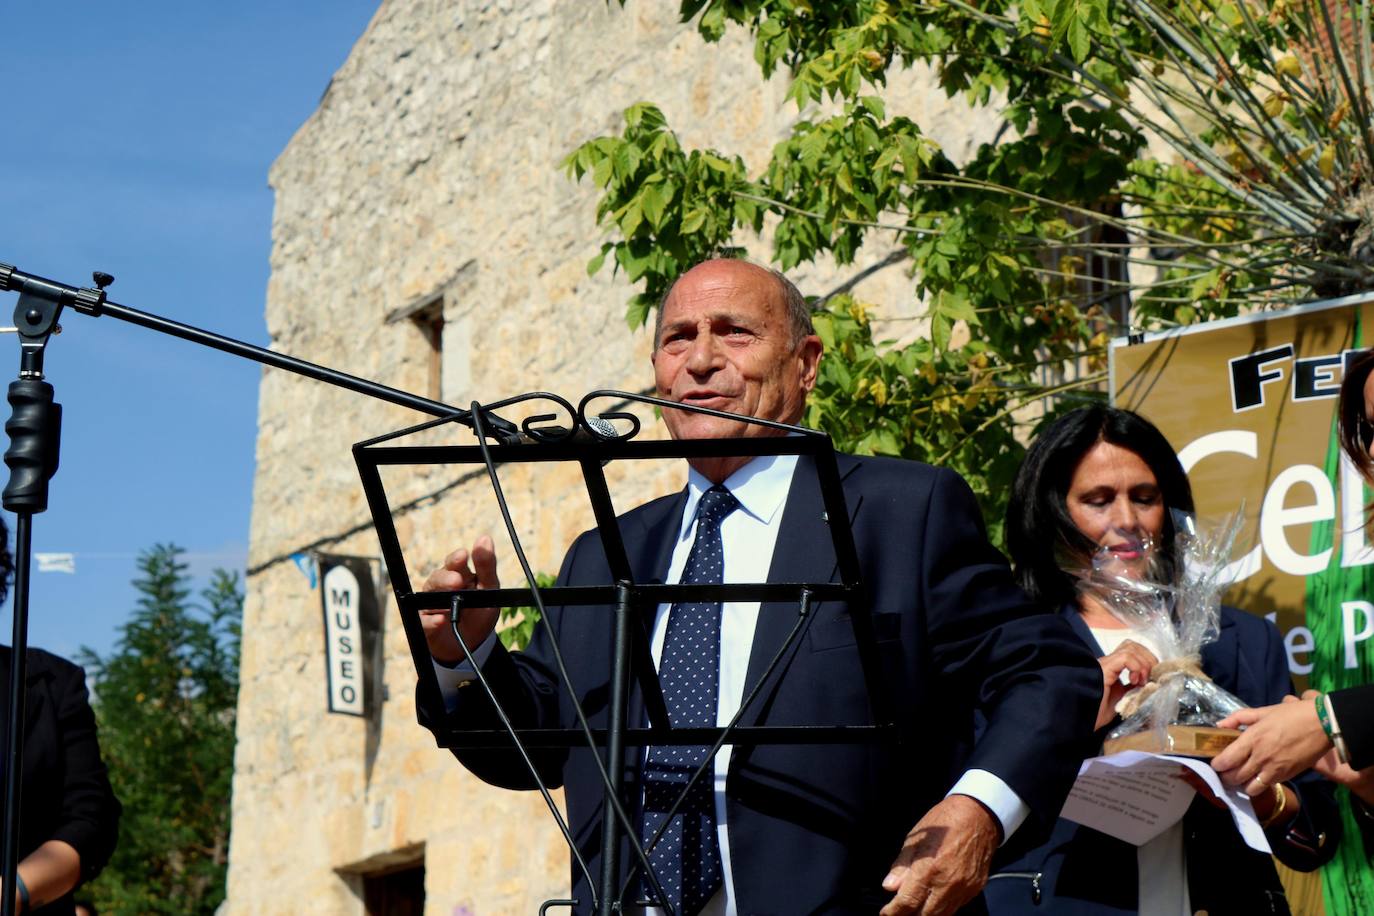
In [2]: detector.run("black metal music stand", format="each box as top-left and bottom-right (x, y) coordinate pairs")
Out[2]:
(354, 390), (898, 915)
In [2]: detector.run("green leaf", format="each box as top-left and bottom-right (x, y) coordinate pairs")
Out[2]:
(732, 195), (759, 228)
(625, 295), (652, 330)
(1188, 268), (1218, 301)
(624, 102), (666, 132)
(937, 289), (978, 324)
(843, 61), (861, 96)
(641, 183), (668, 229)
(798, 130), (827, 168)
(681, 207), (707, 235)
(1067, 15), (1090, 62)
(932, 313), (952, 350)
(813, 312), (836, 349)
(855, 121), (880, 154)
(699, 2), (726, 41)
(592, 153), (615, 189)
(702, 152), (732, 173)
(612, 143), (643, 182)
(836, 164), (855, 195)
(620, 198), (644, 236)
(587, 243), (611, 277)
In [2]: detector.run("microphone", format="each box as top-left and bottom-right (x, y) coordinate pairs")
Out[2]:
(518, 415), (620, 444)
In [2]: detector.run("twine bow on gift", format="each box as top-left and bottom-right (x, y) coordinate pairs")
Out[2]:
(1114, 655), (1210, 719)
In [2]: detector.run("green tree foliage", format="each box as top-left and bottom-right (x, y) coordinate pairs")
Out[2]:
(77, 545), (242, 915)
(567, 0), (1374, 537)
(499, 571), (557, 650)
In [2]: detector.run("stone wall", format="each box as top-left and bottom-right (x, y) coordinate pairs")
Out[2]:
(226, 2), (1001, 912)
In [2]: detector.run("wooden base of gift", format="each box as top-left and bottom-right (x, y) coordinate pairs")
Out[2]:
(1103, 725), (1241, 758)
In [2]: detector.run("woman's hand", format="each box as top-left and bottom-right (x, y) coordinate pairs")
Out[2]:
(1095, 640), (1158, 730)
(1177, 768), (1299, 828)
(1212, 693), (1331, 793)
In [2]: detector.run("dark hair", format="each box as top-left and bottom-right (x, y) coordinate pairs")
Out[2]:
(1005, 404), (1195, 606)
(652, 259), (815, 350)
(1339, 349), (1374, 487)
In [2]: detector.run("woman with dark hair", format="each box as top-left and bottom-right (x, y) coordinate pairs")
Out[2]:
(984, 404), (1339, 915)
(0, 517), (121, 914)
(1212, 350), (1374, 807)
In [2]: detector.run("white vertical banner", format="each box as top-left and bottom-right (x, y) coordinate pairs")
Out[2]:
(319, 556), (379, 716)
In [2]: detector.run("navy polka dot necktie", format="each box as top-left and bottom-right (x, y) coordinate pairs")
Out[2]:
(641, 484), (739, 916)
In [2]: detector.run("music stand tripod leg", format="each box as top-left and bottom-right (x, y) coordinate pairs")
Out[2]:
(600, 581), (636, 916)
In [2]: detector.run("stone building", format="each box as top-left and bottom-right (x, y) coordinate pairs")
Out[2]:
(224, 2), (1000, 912)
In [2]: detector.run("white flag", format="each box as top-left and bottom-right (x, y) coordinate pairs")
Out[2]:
(35, 553), (75, 574)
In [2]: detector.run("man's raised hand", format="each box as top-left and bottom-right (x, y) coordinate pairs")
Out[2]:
(420, 535), (502, 664)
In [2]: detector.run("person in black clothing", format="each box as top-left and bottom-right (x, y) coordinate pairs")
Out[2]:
(0, 517), (120, 914)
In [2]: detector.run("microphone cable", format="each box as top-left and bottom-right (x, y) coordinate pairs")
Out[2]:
(454, 402), (673, 913)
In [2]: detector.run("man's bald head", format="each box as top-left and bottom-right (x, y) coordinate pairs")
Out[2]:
(653, 260), (814, 352)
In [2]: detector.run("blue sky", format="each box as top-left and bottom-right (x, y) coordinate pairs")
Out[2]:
(0, 2), (380, 660)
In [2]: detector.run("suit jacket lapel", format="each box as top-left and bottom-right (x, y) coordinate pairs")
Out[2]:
(1063, 606), (1102, 655)
(739, 453), (863, 723)
(626, 490), (687, 586)
(624, 488), (688, 732)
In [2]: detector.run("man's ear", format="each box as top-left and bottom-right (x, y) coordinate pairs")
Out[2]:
(798, 334), (823, 392)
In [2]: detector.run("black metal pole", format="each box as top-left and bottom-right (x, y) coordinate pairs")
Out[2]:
(97, 299), (493, 426)
(1, 513), (32, 916)
(599, 581), (634, 916)
(0, 262), (520, 439)
(0, 266), (65, 916)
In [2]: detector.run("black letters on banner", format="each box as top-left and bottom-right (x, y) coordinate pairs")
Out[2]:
(318, 553), (382, 717)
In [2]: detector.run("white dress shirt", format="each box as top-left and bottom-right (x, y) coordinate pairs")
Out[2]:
(436, 453), (1030, 914)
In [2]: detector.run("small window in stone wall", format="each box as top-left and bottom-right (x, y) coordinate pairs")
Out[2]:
(413, 301), (444, 402)
(362, 859), (425, 916)
(387, 293), (445, 401)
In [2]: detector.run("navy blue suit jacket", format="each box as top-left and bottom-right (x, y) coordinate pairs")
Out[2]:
(984, 606), (1341, 915)
(421, 454), (1102, 914)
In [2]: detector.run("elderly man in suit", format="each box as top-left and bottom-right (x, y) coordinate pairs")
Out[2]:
(418, 259), (1101, 915)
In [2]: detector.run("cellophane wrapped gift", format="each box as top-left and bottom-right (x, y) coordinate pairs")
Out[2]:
(1079, 511), (1249, 757)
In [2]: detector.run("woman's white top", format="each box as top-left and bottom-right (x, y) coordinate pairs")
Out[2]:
(1089, 624), (1191, 916)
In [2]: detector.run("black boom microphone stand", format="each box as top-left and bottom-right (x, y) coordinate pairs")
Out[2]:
(0, 262), (525, 916)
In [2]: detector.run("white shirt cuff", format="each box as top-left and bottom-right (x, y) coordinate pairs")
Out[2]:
(431, 632), (498, 711)
(946, 769), (1030, 845)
